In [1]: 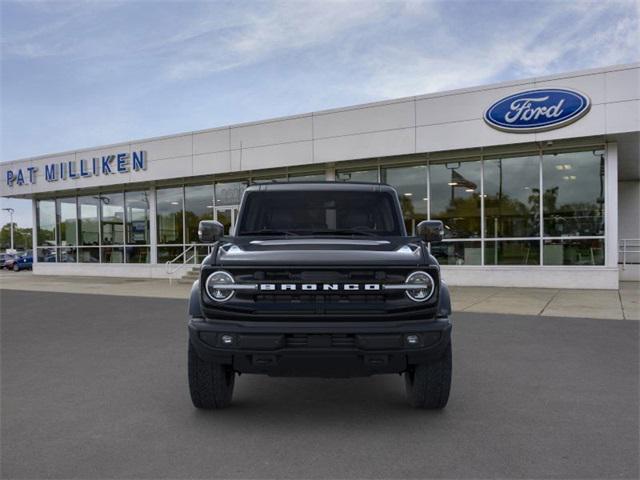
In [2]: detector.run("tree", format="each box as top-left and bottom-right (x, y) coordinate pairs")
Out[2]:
(0, 223), (32, 251)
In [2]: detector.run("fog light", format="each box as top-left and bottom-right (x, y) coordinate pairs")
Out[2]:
(220, 334), (234, 345)
(406, 334), (420, 345)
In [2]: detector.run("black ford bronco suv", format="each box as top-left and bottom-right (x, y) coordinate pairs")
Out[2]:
(188, 182), (452, 409)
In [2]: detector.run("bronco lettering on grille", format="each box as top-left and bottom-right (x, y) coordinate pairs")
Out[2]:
(258, 283), (381, 291)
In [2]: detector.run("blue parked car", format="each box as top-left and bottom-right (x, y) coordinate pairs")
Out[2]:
(13, 252), (33, 271)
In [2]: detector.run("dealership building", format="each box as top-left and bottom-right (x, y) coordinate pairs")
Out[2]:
(1, 63), (638, 289)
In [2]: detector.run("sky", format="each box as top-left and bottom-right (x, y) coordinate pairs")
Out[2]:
(1, 0), (639, 228)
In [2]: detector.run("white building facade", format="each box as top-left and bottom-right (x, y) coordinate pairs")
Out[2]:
(2, 63), (639, 289)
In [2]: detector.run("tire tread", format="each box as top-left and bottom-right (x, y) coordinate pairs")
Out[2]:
(405, 341), (452, 409)
(188, 340), (235, 409)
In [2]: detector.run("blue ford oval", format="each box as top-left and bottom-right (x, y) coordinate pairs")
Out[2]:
(484, 88), (591, 132)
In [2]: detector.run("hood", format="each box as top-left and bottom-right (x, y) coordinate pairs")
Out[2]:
(213, 237), (428, 267)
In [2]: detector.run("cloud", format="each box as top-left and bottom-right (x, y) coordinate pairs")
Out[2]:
(1, 0), (125, 58)
(163, 1), (403, 80)
(350, 0), (639, 100)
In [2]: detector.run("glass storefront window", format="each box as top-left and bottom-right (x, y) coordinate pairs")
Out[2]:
(215, 181), (246, 205)
(543, 238), (604, 265)
(484, 240), (540, 265)
(127, 250), (149, 266)
(58, 246), (77, 263)
(29, 148), (607, 268)
(36, 200), (56, 246)
(542, 150), (605, 237)
(100, 193), (124, 245)
(125, 246), (150, 264)
(484, 155), (540, 238)
(252, 175), (287, 184)
(125, 191), (150, 245)
(101, 247), (124, 263)
(157, 187), (183, 244)
(288, 173), (325, 182)
(157, 246), (184, 264)
(431, 241), (482, 265)
(185, 184), (214, 244)
(336, 169), (379, 183)
(78, 196), (100, 246)
(37, 246), (56, 262)
(383, 165), (428, 235)
(56, 198), (77, 246)
(78, 247), (100, 263)
(430, 160), (481, 239)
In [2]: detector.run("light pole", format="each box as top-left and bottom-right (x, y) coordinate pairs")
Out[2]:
(2, 207), (15, 251)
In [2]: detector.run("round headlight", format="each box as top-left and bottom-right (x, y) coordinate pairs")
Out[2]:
(205, 270), (235, 302)
(405, 271), (435, 302)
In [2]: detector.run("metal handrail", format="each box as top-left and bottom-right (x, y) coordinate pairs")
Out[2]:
(166, 243), (198, 279)
(619, 238), (640, 269)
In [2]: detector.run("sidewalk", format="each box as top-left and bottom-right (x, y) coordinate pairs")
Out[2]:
(1, 271), (638, 320)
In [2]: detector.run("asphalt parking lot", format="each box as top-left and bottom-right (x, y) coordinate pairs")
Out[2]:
(1, 290), (638, 479)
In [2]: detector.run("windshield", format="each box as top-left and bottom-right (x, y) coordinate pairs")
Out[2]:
(237, 190), (403, 236)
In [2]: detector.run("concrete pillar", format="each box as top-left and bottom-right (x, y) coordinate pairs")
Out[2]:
(31, 198), (37, 265)
(149, 186), (158, 264)
(605, 142), (619, 272)
(326, 163), (336, 181)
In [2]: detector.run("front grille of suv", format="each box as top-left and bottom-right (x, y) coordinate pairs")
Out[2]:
(203, 267), (438, 319)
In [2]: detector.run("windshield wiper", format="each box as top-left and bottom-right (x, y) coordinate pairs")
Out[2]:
(310, 229), (377, 237)
(240, 229), (299, 236)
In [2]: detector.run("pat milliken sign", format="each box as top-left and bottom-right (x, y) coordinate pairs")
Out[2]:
(5, 151), (147, 187)
(484, 88), (591, 133)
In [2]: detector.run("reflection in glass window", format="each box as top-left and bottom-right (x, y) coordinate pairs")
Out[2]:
(287, 173), (325, 182)
(101, 246), (124, 263)
(215, 207), (236, 236)
(185, 184), (214, 243)
(100, 193), (124, 245)
(215, 181), (247, 205)
(37, 200), (56, 246)
(252, 176), (287, 184)
(56, 198), (77, 246)
(37, 246), (57, 262)
(126, 246), (150, 263)
(484, 155), (540, 238)
(58, 246), (77, 263)
(157, 187), (183, 244)
(77, 196), (100, 246)
(78, 247), (100, 263)
(485, 240), (540, 265)
(336, 169), (379, 183)
(543, 238), (604, 265)
(542, 150), (605, 237)
(431, 241), (481, 265)
(158, 246), (183, 263)
(430, 160), (481, 238)
(125, 191), (150, 245)
(383, 165), (428, 235)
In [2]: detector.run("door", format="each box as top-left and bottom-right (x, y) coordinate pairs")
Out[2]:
(215, 206), (239, 235)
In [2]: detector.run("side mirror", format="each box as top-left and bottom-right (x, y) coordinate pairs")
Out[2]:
(416, 220), (444, 243)
(198, 220), (224, 243)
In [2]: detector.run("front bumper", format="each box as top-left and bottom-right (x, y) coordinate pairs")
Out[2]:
(188, 317), (451, 377)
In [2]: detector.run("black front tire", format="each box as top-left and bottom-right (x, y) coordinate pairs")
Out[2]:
(12, 264), (19, 272)
(188, 340), (235, 409)
(404, 341), (452, 409)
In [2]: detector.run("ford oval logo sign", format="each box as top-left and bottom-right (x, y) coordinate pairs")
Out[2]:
(484, 88), (591, 133)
